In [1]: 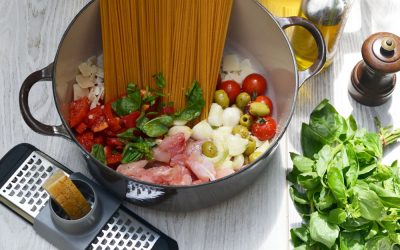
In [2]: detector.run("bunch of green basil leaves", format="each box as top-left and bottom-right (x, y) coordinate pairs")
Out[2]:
(289, 99), (400, 250)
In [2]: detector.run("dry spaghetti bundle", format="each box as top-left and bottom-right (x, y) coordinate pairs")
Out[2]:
(99, 0), (233, 118)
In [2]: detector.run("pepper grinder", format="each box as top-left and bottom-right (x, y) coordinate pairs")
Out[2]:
(349, 32), (400, 106)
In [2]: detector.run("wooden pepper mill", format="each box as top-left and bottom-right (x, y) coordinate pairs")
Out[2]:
(349, 32), (400, 106)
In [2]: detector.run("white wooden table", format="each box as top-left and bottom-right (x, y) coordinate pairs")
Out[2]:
(0, 0), (399, 249)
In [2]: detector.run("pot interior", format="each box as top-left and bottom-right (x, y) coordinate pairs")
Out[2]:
(53, 0), (297, 180)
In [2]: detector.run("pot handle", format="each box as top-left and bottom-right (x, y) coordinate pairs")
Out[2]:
(19, 63), (71, 140)
(276, 16), (326, 86)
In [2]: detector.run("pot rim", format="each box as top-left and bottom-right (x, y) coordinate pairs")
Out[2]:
(52, 0), (299, 190)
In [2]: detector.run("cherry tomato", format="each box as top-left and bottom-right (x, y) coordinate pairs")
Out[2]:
(106, 138), (125, 149)
(75, 122), (88, 134)
(255, 96), (273, 115)
(69, 97), (90, 128)
(251, 116), (277, 141)
(107, 153), (122, 166)
(242, 73), (267, 98)
(218, 80), (241, 104)
(94, 135), (105, 145)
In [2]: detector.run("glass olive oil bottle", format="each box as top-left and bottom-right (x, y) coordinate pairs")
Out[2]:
(290, 0), (353, 70)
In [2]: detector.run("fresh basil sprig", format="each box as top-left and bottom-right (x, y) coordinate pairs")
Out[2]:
(91, 144), (106, 164)
(112, 83), (141, 116)
(121, 140), (155, 164)
(174, 80), (205, 122)
(289, 99), (400, 249)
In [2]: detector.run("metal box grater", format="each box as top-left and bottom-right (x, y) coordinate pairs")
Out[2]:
(0, 144), (178, 250)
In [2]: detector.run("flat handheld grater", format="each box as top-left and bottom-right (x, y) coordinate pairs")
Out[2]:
(0, 143), (179, 250)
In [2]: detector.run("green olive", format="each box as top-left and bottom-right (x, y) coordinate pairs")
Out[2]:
(249, 151), (262, 162)
(235, 92), (251, 109)
(202, 141), (218, 157)
(245, 137), (256, 156)
(232, 125), (249, 138)
(249, 102), (270, 117)
(214, 90), (229, 109)
(239, 114), (253, 128)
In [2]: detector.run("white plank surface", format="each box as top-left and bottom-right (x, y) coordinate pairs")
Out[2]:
(0, 0), (399, 250)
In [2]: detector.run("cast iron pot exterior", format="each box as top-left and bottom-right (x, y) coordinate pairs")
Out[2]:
(19, 0), (326, 211)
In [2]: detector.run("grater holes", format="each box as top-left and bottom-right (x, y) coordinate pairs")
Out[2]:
(105, 247), (111, 250)
(35, 159), (42, 165)
(41, 192), (47, 199)
(96, 247), (101, 250)
(27, 159), (33, 164)
(9, 190), (15, 196)
(135, 241), (141, 248)
(31, 165), (36, 171)
(123, 233), (129, 240)
(132, 234), (138, 240)
(17, 171), (23, 177)
(149, 235), (155, 242)
(36, 179), (42, 185)
(25, 172), (31, 177)
(33, 192), (39, 198)
(110, 239), (116, 246)
(15, 184), (21, 190)
(41, 173), (47, 179)
(38, 166), (44, 172)
(112, 225), (118, 231)
(118, 240), (124, 246)
(137, 227), (143, 234)
(28, 178), (34, 184)
(36, 199), (42, 206)
(140, 234), (146, 241)
(126, 241), (133, 247)
(144, 242), (150, 248)
(30, 185), (37, 192)
(11, 177), (17, 183)
(120, 226), (126, 232)
(31, 205), (37, 212)
(101, 239), (107, 245)
(17, 191), (23, 197)
(33, 172), (39, 178)
(28, 198), (34, 205)
(106, 232), (113, 238)
(115, 232), (121, 239)
(20, 177), (26, 183)
(20, 198), (26, 204)
(125, 219), (131, 226)
(116, 219), (123, 225)
(22, 185), (29, 191)
(46, 166), (53, 172)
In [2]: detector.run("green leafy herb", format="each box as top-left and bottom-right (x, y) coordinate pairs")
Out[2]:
(91, 144), (106, 164)
(117, 128), (136, 140)
(121, 141), (154, 164)
(289, 99), (400, 249)
(112, 83), (141, 116)
(174, 80), (205, 122)
(138, 115), (174, 137)
(153, 72), (166, 89)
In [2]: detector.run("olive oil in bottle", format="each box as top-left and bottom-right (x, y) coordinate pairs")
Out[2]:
(258, 0), (302, 17)
(290, 0), (353, 70)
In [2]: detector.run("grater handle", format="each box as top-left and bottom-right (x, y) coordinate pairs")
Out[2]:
(19, 64), (71, 140)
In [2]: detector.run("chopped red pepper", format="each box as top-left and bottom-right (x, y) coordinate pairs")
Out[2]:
(69, 97), (90, 128)
(75, 122), (88, 134)
(106, 138), (125, 149)
(94, 135), (105, 145)
(104, 103), (122, 132)
(107, 153), (122, 165)
(121, 111), (141, 128)
(76, 131), (94, 151)
(162, 106), (175, 115)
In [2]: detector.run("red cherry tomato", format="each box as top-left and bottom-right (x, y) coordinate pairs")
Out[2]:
(219, 80), (241, 104)
(255, 96), (273, 115)
(121, 111), (141, 128)
(242, 73), (267, 98)
(251, 116), (277, 141)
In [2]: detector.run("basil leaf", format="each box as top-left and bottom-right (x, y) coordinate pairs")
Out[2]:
(289, 186), (311, 216)
(174, 81), (205, 122)
(365, 236), (392, 250)
(327, 166), (347, 205)
(301, 123), (328, 159)
(121, 141), (154, 164)
(365, 222), (379, 240)
(309, 212), (339, 249)
(290, 224), (310, 247)
(344, 144), (359, 188)
(117, 128), (136, 140)
(297, 172), (320, 190)
(327, 208), (347, 225)
(153, 72), (166, 89)
(91, 144), (106, 164)
(354, 185), (386, 221)
(112, 83), (141, 116)
(140, 115), (174, 137)
(369, 183), (400, 208)
(339, 231), (364, 250)
(314, 188), (335, 211)
(291, 153), (315, 173)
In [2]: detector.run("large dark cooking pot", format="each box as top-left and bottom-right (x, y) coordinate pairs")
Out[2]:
(19, 0), (326, 211)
